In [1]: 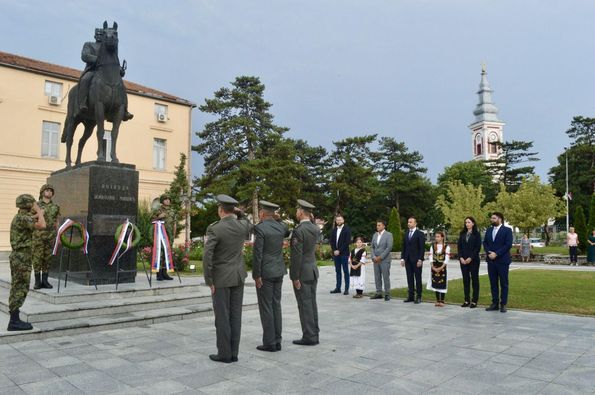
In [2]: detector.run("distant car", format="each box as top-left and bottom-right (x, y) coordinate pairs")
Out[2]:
(529, 238), (545, 248)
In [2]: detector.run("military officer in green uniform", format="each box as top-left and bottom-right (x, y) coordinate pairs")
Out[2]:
(203, 194), (252, 363)
(290, 199), (321, 346)
(152, 193), (176, 281)
(253, 200), (290, 352)
(8, 194), (46, 331)
(32, 184), (60, 289)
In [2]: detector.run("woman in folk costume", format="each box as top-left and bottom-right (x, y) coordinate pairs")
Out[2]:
(427, 231), (450, 307)
(349, 237), (367, 298)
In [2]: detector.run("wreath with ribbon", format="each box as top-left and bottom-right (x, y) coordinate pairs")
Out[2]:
(114, 223), (141, 249)
(60, 222), (86, 250)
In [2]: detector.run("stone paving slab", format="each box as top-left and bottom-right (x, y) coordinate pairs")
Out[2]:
(0, 265), (593, 393)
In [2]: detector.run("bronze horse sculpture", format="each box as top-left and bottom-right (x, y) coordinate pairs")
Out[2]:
(61, 21), (130, 168)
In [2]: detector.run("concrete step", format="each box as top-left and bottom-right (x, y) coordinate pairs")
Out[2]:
(0, 286), (215, 323)
(0, 277), (208, 304)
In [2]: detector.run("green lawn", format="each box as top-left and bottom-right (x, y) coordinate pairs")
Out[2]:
(390, 269), (595, 316)
(532, 246), (569, 254)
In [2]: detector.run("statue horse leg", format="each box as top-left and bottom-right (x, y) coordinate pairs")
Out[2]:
(75, 121), (96, 165)
(109, 105), (125, 164)
(95, 102), (106, 161)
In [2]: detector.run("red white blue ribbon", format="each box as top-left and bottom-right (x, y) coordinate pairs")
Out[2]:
(151, 220), (174, 272)
(52, 218), (90, 255)
(108, 219), (133, 266)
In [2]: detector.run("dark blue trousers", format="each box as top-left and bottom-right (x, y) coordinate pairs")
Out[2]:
(487, 262), (510, 305)
(333, 255), (349, 291)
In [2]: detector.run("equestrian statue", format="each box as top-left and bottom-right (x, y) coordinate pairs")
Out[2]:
(61, 21), (133, 168)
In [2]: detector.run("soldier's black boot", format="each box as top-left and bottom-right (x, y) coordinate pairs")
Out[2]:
(33, 273), (42, 290)
(7, 310), (33, 331)
(156, 269), (164, 281)
(162, 268), (174, 281)
(41, 273), (53, 289)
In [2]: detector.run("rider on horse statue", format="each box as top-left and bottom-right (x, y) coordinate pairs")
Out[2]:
(78, 27), (133, 121)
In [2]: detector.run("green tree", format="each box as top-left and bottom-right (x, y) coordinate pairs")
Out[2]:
(549, 116), (595, 213)
(485, 140), (539, 192)
(193, 76), (289, 221)
(436, 181), (490, 230)
(191, 201), (219, 237)
(166, 153), (190, 237)
(491, 176), (564, 238)
(574, 206), (588, 253)
(387, 207), (402, 252)
(437, 160), (497, 202)
(137, 200), (155, 248)
(328, 135), (377, 214)
(291, 139), (332, 218)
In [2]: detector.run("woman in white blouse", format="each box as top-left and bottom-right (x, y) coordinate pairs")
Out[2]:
(426, 231), (450, 307)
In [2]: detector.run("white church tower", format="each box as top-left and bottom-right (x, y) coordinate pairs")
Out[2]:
(469, 65), (505, 160)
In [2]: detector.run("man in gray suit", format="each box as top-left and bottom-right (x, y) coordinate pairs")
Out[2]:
(203, 194), (252, 363)
(290, 199), (320, 346)
(371, 219), (394, 301)
(253, 200), (289, 352)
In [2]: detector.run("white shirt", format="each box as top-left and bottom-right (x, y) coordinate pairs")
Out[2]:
(336, 225), (343, 244)
(492, 225), (501, 240)
(376, 230), (385, 244)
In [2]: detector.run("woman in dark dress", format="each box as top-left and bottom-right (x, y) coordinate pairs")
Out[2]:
(457, 217), (482, 308)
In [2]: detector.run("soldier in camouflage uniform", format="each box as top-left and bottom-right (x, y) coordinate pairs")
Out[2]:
(32, 184), (60, 289)
(152, 193), (176, 281)
(8, 194), (46, 331)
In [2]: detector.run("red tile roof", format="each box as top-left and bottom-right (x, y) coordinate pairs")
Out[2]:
(0, 50), (195, 107)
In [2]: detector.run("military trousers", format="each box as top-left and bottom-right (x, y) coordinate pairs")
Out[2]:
(212, 283), (244, 359)
(32, 232), (55, 273)
(9, 251), (32, 312)
(256, 276), (283, 347)
(293, 279), (319, 343)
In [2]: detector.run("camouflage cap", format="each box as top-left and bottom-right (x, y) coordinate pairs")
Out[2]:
(159, 193), (171, 203)
(39, 183), (55, 197)
(16, 194), (36, 209)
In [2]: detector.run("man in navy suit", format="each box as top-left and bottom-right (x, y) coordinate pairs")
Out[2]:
(400, 217), (426, 304)
(483, 212), (513, 313)
(329, 215), (352, 295)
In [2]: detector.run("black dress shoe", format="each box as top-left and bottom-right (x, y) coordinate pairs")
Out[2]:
(414, 297), (421, 304)
(500, 305), (507, 313)
(470, 302), (477, 309)
(209, 354), (232, 363)
(292, 339), (319, 346)
(256, 345), (277, 352)
(276, 343), (281, 351)
(231, 356), (238, 362)
(343, 290), (349, 295)
(461, 301), (470, 307)
(330, 289), (341, 294)
(370, 294), (383, 299)
(485, 303), (499, 311)
(403, 297), (414, 303)
(384, 295), (390, 301)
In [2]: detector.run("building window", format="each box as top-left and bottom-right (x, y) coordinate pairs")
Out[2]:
(474, 134), (482, 156)
(41, 121), (60, 158)
(103, 131), (112, 161)
(154, 103), (168, 122)
(153, 138), (166, 170)
(44, 81), (62, 98)
(489, 143), (498, 154)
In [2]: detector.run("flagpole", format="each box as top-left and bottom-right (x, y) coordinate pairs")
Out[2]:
(565, 148), (569, 232)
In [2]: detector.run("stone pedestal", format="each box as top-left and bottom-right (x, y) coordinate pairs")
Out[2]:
(48, 162), (139, 285)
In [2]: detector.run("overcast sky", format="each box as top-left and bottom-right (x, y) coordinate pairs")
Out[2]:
(2, 0), (594, 182)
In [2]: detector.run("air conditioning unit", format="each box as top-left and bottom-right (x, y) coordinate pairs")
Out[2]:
(157, 113), (167, 122)
(48, 95), (61, 105)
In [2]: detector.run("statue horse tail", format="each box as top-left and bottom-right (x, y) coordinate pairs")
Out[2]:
(61, 86), (79, 143)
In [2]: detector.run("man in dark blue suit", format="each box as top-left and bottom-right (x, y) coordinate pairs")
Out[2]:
(329, 215), (352, 295)
(400, 217), (426, 304)
(483, 212), (513, 313)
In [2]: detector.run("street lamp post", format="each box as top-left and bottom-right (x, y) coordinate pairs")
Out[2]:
(565, 148), (569, 232)
(181, 192), (190, 254)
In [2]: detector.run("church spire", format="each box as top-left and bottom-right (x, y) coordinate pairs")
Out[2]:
(473, 65), (501, 122)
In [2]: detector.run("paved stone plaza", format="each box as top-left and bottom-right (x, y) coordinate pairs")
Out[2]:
(0, 264), (594, 394)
